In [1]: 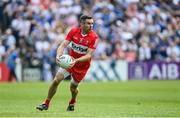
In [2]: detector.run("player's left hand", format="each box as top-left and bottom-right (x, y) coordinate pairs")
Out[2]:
(68, 57), (77, 68)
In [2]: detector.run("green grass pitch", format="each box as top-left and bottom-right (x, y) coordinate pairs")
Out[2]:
(0, 80), (180, 117)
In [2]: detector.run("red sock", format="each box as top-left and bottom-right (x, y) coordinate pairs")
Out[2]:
(44, 99), (50, 106)
(69, 98), (76, 104)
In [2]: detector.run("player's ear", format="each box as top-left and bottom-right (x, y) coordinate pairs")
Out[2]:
(79, 20), (83, 27)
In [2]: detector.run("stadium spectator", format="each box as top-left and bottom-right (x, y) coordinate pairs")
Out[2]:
(0, 40), (6, 62)
(94, 39), (109, 60)
(6, 45), (18, 82)
(138, 41), (151, 61)
(166, 40), (180, 61)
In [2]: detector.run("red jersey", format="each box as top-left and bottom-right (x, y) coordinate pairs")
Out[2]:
(65, 27), (98, 82)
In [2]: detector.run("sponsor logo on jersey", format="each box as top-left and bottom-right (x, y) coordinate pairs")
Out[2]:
(70, 42), (88, 54)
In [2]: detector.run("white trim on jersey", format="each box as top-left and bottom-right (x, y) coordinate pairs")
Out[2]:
(69, 42), (88, 54)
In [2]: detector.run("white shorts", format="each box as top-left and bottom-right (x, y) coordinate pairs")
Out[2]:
(57, 68), (79, 86)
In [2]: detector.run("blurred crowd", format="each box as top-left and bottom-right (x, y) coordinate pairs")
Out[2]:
(0, 0), (179, 81)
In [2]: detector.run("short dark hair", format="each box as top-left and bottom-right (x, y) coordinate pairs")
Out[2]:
(79, 15), (93, 23)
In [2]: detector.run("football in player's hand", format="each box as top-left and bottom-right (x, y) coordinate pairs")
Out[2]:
(58, 54), (73, 69)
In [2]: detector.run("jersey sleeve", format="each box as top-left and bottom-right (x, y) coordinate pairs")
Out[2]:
(66, 28), (76, 41)
(89, 33), (98, 49)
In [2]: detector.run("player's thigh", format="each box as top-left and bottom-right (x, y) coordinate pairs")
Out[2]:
(71, 73), (86, 86)
(68, 71), (86, 91)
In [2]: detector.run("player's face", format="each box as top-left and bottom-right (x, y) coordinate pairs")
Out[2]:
(82, 19), (94, 33)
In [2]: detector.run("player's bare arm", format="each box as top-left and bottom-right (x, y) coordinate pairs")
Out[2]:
(68, 48), (95, 68)
(56, 40), (70, 63)
(77, 48), (94, 62)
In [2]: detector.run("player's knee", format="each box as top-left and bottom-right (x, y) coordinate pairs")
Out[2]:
(56, 73), (64, 82)
(52, 73), (64, 86)
(52, 79), (59, 86)
(70, 86), (78, 93)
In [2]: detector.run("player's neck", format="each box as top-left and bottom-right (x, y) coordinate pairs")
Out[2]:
(81, 30), (88, 37)
(81, 32), (87, 37)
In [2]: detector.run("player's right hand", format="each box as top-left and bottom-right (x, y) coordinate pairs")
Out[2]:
(56, 55), (61, 64)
